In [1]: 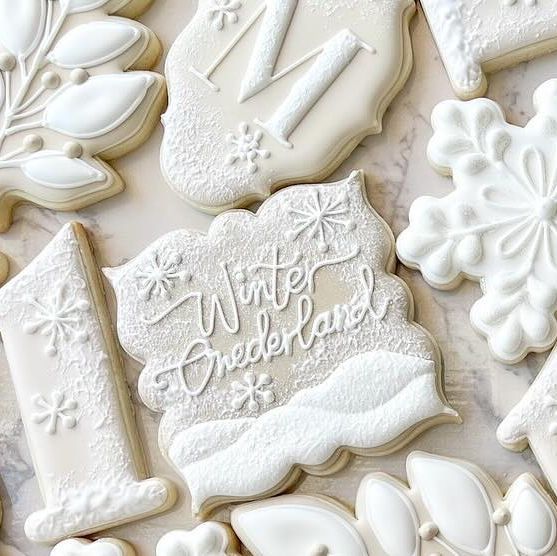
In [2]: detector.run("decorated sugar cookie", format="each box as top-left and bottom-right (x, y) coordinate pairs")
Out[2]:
(397, 79), (557, 364)
(421, 0), (557, 99)
(161, 0), (416, 213)
(105, 171), (458, 515)
(51, 538), (135, 556)
(0, 223), (175, 543)
(156, 522), (240, 556)
(232, 452), (557, 556)
(499, 345), (557, 500)
(0, 0), (165, 231)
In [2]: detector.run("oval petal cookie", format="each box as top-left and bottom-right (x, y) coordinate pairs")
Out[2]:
(161, 0), (416, 212)
(105, 171), (458, 515)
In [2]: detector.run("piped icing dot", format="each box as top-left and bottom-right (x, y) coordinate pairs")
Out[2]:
(419, 522), (439, 541)
(41, 71), (61, 90)
(63, 142), (83, 159)
(492, 507), (511, 526)
(309, 545), (329, 556)
(23, 134), (43, 153)
(70, 68), (89, 85)
(0, 52), (16, 72)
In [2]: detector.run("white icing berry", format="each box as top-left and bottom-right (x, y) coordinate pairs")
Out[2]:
(105, 171), (457, 514)
(230, 452), (557, 556)
(0, 223), (174, 543)
(0, 0), (164, 232)
(421, 0), (557, 98)
(161, 0), (415, 211)
(397, 80), (557, 363)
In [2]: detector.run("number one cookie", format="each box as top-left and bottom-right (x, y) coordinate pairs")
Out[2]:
(0, 223), (175, 544)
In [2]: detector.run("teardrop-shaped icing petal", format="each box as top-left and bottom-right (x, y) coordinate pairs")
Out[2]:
(60, 0), (110, 14)
(509, 483), (557, 555)
(364, 479), (419, 556)
(19, 152), (105, 188)
(0, 0), (45, 56)
(520, 304), (550, 344)
(409, 455), (494, 553)
(424, 241), (454, 281)
(44, 74), (155, 139)
(457, 234), (483, 266)
(232, 501), (368, 556)
(49, 22), (141, 69)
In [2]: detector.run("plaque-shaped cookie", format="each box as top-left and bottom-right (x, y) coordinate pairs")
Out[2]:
(161, 0), (416, 212)
(105, 172), (458, 515)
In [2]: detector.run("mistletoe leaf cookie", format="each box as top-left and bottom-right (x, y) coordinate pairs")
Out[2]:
(231, 452), (557, 556)
(421, 0), (557, 99)
(397, 79), (557, 364)
(161, 0), (416, 213)
(0, 0), (165, 231)
(0, 223), (175, 544)
(105, 171), (458, 515)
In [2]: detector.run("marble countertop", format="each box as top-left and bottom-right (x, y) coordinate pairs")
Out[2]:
(1, 2), (556, 554)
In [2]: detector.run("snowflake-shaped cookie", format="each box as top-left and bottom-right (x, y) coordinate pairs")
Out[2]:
(397, 79), (557, 363)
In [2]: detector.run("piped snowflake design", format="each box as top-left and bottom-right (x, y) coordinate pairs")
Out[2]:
(31, 390), (78, 435)
(208, 0), (242, 30)
(135, 251), (190, 301)
(230, 372), (275, 412)
(397, 79), (557, 363)
(286, 190), (356, 253)
(23, 282), (90, 356)
(225, 122), (270, 174)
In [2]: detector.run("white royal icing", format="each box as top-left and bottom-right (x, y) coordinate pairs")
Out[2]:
(0, 0), (164, 231)
(231, 452), (557, 556)
(51, 538), (135, 556)
(161, 0), (415, 212)
(499, 345), (557, 513)
(105, 171), (457, 514)
(397, 79), (557, 364)
(0, 223), (174, 543)
(156, 522), (239, 556)
(421, 0), (557, 99)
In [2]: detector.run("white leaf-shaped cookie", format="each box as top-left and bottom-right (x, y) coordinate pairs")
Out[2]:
(232, 497), (368, 556)
(0, 0), (45, 56)
(18, 152), (105, 188)
(156, 522), (236, 556)
(50, 538), (134, 556)
(408, 455), (495, 554)
(60, 0), (110, 14)
(507, 479), (557, 556)
(44, 74), (155, 139)
(49, 22), (141, 69)
(360, 479), (419, 556)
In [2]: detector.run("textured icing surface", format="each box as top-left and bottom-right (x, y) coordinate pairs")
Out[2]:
(397, 79), (557, 364)
(421, 0), (557, 98)
(499, 345), (557, 513)
(0, 223), (173, 543)
(106, 172), (456, 513)
(230, 452), (557, 556)
(0, 0), (165, 231)
(161, 0), (415, 211)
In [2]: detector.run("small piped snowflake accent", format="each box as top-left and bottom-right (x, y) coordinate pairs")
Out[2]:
(225, 122), (270, 174)
(286, 190), (356, 253)
(135, 251), (191, 300)
(231, 372), (275, 412)
(209, 0), (242, 30)
(31, 390), (78, 435)
(23, 283), (90, 356)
